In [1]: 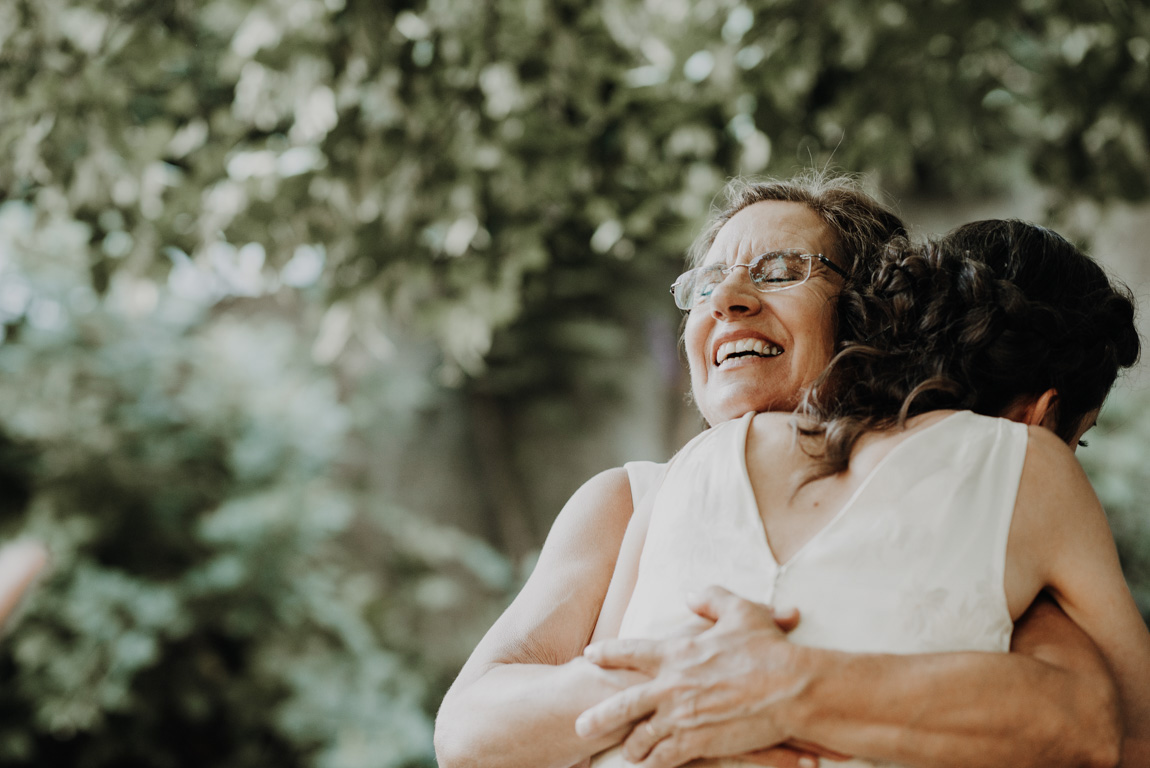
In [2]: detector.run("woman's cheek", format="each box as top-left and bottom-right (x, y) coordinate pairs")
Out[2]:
(683, 313), (708, 378)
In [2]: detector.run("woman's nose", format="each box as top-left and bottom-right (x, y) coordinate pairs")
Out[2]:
(707, 266), (763, 318)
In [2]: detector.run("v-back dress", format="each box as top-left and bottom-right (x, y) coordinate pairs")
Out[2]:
(593, 410), (1030, 768)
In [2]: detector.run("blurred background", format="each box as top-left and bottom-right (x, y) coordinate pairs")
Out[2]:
(1, 0), (1148, 765)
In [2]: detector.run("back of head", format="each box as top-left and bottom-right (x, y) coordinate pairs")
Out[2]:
(935, 220), (1140, 434)
(802, 219), (1140, 473)
(689, 171), (908, 277)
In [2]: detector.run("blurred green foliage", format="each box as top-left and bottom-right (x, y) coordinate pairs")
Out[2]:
(1080, 394), (1150, 619)
(0, 198), (517, 766)
(0, 0), (1148, 765)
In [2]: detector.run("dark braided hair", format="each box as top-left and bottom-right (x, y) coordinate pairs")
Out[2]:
(798, 219), (1141, 478)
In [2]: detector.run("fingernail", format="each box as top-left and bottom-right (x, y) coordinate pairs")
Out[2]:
(583, 645), (600, 659)
(574, 714), (591, 738)
(799, 758), (818, 768)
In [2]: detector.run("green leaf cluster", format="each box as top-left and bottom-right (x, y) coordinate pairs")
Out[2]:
(1081, 387), (1150, 620)
(0, 198), (514, 766)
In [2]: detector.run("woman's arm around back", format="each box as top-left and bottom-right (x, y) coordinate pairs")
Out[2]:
(1011, 426), (1150, 766)
(434, 467), (647, 768)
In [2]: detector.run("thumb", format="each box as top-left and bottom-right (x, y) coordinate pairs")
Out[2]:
(772, 604), (802, 632)
(739, 747), (820, 768)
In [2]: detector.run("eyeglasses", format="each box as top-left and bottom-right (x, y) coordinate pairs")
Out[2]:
(669, 250), (848, 310)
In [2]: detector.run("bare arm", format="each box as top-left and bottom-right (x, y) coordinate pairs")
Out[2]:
(576, 419), (1131, 768)
(434, 468), (648, 768)
(666, 433), (1150, 768)
(784, 596), (1121, 768)
(780, 429), (1142, 767)
(578, 587), (1119, 768)
(1012, 427), (1150, 766)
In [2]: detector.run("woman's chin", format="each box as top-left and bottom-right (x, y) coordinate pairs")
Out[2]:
(695, 368), (804, 423)
(700, 390), (799, 425)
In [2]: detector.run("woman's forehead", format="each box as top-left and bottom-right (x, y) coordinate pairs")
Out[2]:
(705, 201), (835, 265)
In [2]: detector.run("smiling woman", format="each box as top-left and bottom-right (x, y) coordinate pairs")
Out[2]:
(433, 174), (1136, 768)
(579, 222), (1148, 768)
(683, 201), (844, 423)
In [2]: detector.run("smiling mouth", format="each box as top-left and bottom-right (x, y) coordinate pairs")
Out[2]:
(716, 338), (784, 365)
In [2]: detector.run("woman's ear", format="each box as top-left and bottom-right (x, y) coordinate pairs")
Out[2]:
(1014, 388), (1061, 429)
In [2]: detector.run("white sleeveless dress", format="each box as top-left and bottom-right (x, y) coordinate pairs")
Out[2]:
(623, 459), (667, 512)
(595, 410), (1029, 768)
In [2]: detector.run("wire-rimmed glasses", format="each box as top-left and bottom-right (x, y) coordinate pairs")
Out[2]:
(669, 250), (847, 310)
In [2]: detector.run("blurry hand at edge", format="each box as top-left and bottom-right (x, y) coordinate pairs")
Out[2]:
(0, 541), (48, 630)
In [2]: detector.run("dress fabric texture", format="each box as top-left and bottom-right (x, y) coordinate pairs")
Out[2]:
(593, 410), (1029, 768)
(623, 460), (668, 513)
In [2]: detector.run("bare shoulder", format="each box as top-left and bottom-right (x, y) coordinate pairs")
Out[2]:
(1021, 424), (1092, 493)
(1011, 424), (1107, 597)
(749, 411), (800, 446)
(1024, 422), (1077, 458)
(1016, 424), (1098, 524)
(539, 467), (634, 558)
(750, 410), (798, 430)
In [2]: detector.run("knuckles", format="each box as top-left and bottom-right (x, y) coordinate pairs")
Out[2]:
(664, 636), (694, 661)
(668, 699), (699, 725)
(649, 727), (701, 768)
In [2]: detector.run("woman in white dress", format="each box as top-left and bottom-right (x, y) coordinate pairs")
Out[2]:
(435, 179), (1144, 768)
(577, 220), (1150, 767)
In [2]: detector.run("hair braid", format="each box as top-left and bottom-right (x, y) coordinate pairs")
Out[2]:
(797, 220), (1140, 480)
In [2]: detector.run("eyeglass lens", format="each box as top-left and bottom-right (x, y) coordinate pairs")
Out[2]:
(672, 251), (813, 309)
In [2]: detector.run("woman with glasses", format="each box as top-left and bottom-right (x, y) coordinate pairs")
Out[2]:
(435, 177), (1143, 768)
(577, 219), (1149, 768)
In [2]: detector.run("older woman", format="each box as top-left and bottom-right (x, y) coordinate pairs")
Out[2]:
(578, 220), (1149, 768)
(434, 177), (1137, 768)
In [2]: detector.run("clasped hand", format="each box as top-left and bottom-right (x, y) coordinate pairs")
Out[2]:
(576, 586), (848, 768)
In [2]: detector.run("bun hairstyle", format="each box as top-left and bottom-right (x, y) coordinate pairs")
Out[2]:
(799, 219), (1141, 478)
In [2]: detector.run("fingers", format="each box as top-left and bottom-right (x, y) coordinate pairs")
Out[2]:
(617, 720), (814, 768)
(772, 605), (802, 632)
(684, 585), (740, 622)
(583, 638), (662, 672)
(629, 728), (697, 768)
(575, 683), (659, 739)
(687, 586), (800, 634)
(740, 746), (821, 768)
(665, 614), (715, 639)
(786, 739), (851, 760)
(620, 717), (663, 762)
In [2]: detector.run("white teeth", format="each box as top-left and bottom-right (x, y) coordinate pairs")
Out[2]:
(716, 339), (783, 364)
